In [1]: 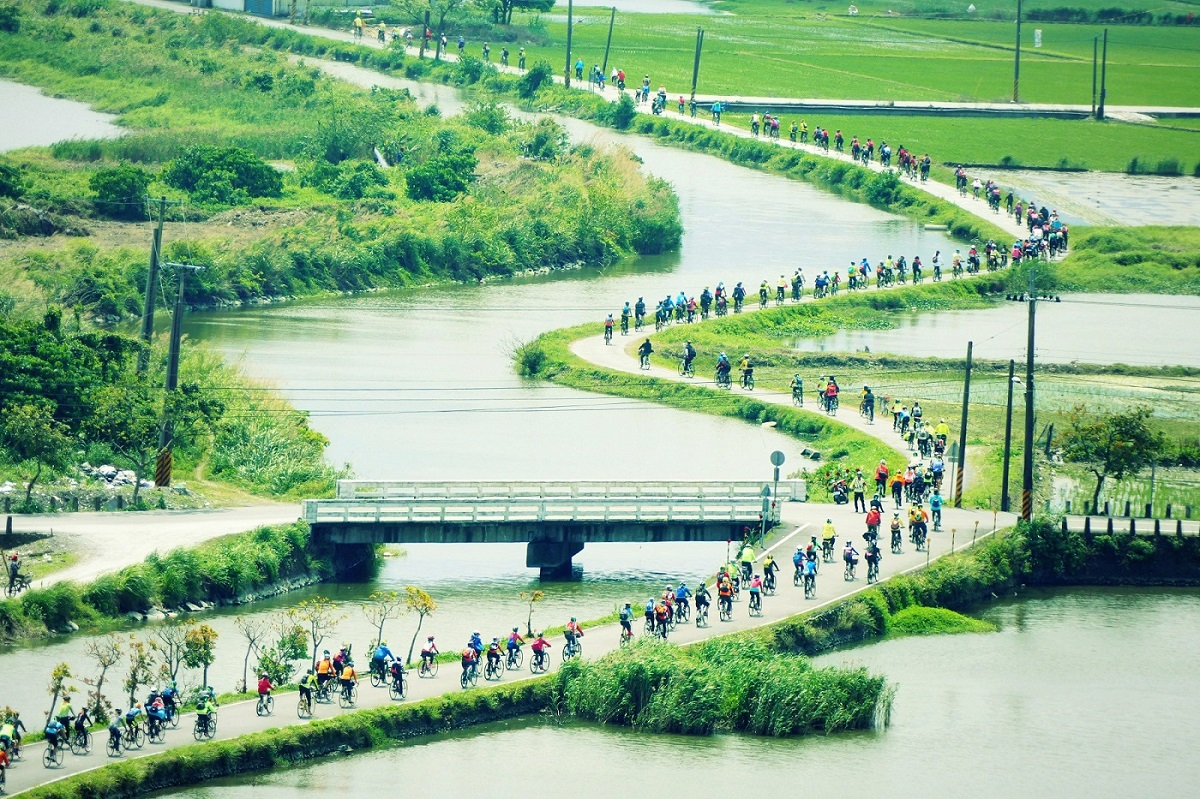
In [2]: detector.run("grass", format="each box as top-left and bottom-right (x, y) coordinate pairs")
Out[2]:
(885, 605), (997, 638)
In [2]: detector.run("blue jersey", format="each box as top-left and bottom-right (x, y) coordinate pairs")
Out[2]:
(675, 586), (691, 601)
(805, 559), (817, 575)
(929, 495), (942, 510)
(372, 645), (394, 661)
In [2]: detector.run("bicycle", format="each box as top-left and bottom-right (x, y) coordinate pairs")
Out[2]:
(679, 358), (694, 378)
(657, 621), (670, 640)
(315, 679), (334, 703)
(529, 649), (550, 674)
(763, 571), (776, 595)
(106, 732), (123, 757)
(844, 560), (858, 581)
(147, 720), (166, 745)
(339, 682), (359, 708)
(793, 565), (803, 587)
(562, 638), (583, 662)
(69, 727), (92, 756)
(821, 538), (836, 563)
(748, 592), (762, 617)
(369, 659), (388, 688)
(297, 693), (314, 719)
(256, 693), (274, 717)
(804, 573), (816, 599)
(695, 604), (709, 628)
(164, 702), (180, 729)
(792, 388), (803, 406)
(389, 672), (408, 701)
(603, 326), (613, 345)
(741, 371), (754, 391)
(42, 740), (63, 769)
(891, 530), (903, 554)
(914, 527), (927, 552)
(4, 573), (30, 597)
(716, 370), (732, 390)
(644, 616), (655, 635)
(639, 353), (651, 370)
(123, 722), (146, 750)
(619, 626), (634, 646)
(460, 663), (480, 690)
(867, 560), (880, 585)
(505, 647), (524, 671)
(418, 658), (439, 678)
(674, 602), (691, 624)
(484, 657), (503, 681)
(718, 596), (733, 622)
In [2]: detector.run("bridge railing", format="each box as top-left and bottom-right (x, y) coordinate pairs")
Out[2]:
(305, 497), (767, 525)
(334, 479), (806, 502)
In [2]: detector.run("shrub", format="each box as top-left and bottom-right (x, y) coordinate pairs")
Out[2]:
(517, 60), (553, 98)
(404, 152), (477, 202)
(163, 145), (282, 201)
(89, 164), (152, 219)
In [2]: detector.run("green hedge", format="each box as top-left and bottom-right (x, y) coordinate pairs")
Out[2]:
(0, 522), (324, 643)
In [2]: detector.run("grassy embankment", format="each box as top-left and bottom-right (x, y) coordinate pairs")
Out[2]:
(0, 521), (321, 644)
(0, 1), (681, 318)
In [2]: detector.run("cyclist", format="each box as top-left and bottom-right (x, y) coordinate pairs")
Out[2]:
(803, 554), (818, 595)
(161, 681), (180, 721)
(620, 302), (631, 334)
(0, 717), (14, 754)
(469, 630), (485, 662)
(486, 637), (503, 672)
(10, 711), (25, 750)
(421, 636), (439, 669)
(123, 704), (143, 737)
(316, 650), (335, 694)
(507, 627), (525, 658)
(717, 577), (734, 617)
(674, 582), (692, 615)
(732, 281), (746, 311)
(843, 541), (860, 579)
(748, 574), (763, 611)
(865, 542), (882, 580)
(335, 659), (356, 701)
(44, 717), (65, 753)
(694, 583), (711, 618)
(299, 669), (317, 711)
(644, 597), (656, 631)
(638, 338), (653, 368)
(565, 617), (584, 651)
(146, 694), (167, 736)
(619, 603), (633, 639)
(890, 511), (904, 547)
(603, 314), (614, 342)
(332, 646), (348, 676)
(634, 297), (646, 329)
(682, 341), (696, 375)
(929, 489), (943, 531)
(72, 706), (92, 743)
(790, 374), (804, 405)
(106, 710), (122, 750)
(776, 275), (787, 303)
(866, 505), (881, 536)
(792, 545), (805, 580)
(739, 354), (754, 389)
(531, 632), (551, 667)
(371, 640), (396, 679)
(716, 352), (732, 385)
(195, 696), (216, 734)
(389, 658), (406, 688)
(862, 386), (875, 423)
(821, 518), (837, 558)
(758, 280), (769, 307)
(257, 672), (274, 706)
(762, 554), (778, 590)
(653, 599), (670, 636)
(738, 544), (755, 582)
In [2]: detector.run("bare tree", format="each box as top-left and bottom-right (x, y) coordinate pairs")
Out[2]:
(234, 615), (269, 694)
(520, 589), (545, 637)
(361, 590), (405, 650)
(123, 636), (158, 706)
(291, 597), (346, 669)
(155, 620), (191, 683)
(82, 634), (122, 718)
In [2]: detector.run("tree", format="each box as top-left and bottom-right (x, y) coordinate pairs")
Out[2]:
(0, 403), (72, 507)
(1057, 405), (1166, 510)
(82, 634), (122, 719)
(89, 164), (152, 220)
(83, 379), (162, 507)
(155, 620), (190, 683)
(123, 635), (158, 706)
(183, 623), (219, 688)
(519, 589), (545, 637)
(403, 586), (438, 666)
(46, 662), (73, 722)
(234, 615), (269, 693)
(398, 0), (469, 40)
(163, 145), (282, 201)
(290, 596), (346, 669)
(258, 614), (308, 685)
(492, 0), (554, 25)
(361, 590), (405, 650)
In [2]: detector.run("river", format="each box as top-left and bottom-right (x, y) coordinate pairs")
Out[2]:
(153, 588), (1200, 798)
(0, 78), (124, 152)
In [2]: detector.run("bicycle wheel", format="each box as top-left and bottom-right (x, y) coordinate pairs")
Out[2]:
(256, 698), (267, 717)
(506, 648), (524, 670)
(297, 698), (312, 719)
(149, 725), (165, 745)
(460, 670), (470, 690)
(132, 726), (146, 749)
(369, 668), (384, 689)
(389, 676), (407, 701)
(42, 746), (57, 769)
(108, 735), (122, 756)
(192, 720), (206, 741)
(168, 707), (180, 729)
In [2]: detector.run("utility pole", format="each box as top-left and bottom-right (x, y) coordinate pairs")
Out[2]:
(1091, 36), (1098, 117)
(138, 196), (167, 375)
(1012, 0), (1022, 103)
(155, 262), (203, 488)
(1001, 359), (1016, 512)
(564, 0), (574, 88)
(601, 7), (616, 75)
(1021, 266), (1037, 521)
(690, 27), (704, 103)
(954, 341), (973, 508)
(1097, 28), (1108, 120)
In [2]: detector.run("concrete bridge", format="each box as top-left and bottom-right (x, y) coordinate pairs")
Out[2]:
(305, 480), (806, 577)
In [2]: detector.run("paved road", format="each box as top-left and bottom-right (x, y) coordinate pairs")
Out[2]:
(8, 493), (1009, 795)
(15, 504), (301, 589)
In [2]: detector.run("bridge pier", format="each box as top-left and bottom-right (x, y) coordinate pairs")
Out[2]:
(527, 540), (585, 580)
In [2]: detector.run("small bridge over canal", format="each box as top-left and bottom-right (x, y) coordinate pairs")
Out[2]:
(304, 480), (807, 577)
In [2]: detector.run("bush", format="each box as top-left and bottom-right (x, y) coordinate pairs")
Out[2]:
(404, 152), (477, 202)
(0, 4), (19, 33)
(517, 60), (553, 98)
(163, 145), (282, 202)
(89, 164), (152, 219)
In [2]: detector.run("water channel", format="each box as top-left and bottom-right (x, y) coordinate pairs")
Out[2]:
(154, 588), (1200, 798)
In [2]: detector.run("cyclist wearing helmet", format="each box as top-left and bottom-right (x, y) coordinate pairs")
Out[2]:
(257, 671), (274, 700)
(507, 627), (525, 653)
(468, 630), (484, 660)
(316, 649), (335, 692)
(674, 582), (692, 613)
(371, 640), (395, 675)
(565, 617), (584, 648)
(421, 636), (439, 667)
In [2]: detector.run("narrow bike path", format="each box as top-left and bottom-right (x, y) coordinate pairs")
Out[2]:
(124, 0), (1032, 244)
(9, 496), (1009, 796)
